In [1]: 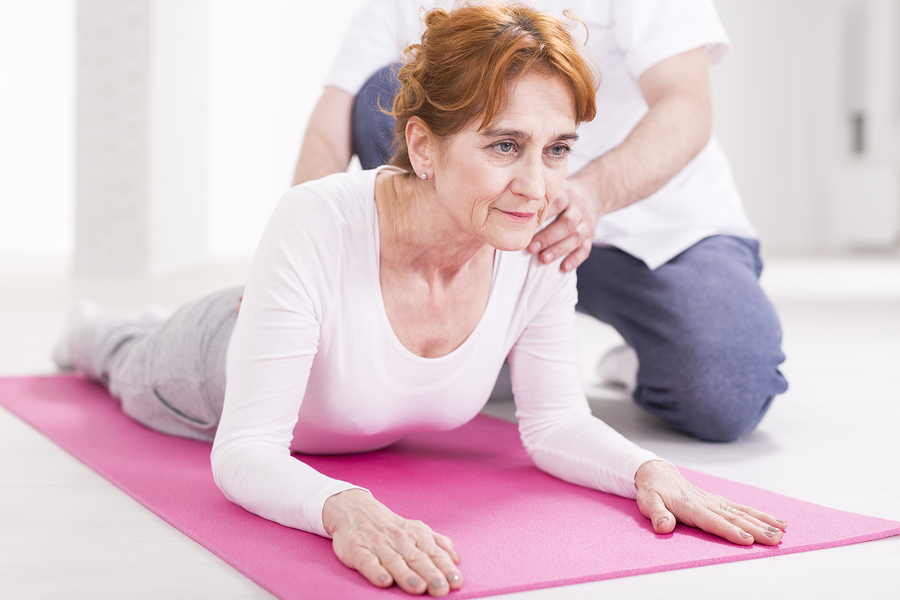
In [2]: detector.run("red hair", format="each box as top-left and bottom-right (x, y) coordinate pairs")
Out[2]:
(390, 1), (598, 169)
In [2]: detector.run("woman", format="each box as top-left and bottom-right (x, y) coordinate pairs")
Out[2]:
(54, 3), (786, 596)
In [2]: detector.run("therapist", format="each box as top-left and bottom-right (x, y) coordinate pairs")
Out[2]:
(293, 0), (788, 443)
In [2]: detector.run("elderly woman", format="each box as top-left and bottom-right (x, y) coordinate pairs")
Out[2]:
(54, 3), (786, 596)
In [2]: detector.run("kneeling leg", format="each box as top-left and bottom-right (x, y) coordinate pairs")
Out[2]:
(577, 236), (788, 442)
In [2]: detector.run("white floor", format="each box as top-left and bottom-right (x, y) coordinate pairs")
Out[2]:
(1, 253), (898, 600)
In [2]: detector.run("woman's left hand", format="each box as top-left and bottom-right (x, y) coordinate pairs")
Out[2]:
(634, 460), (787, 545)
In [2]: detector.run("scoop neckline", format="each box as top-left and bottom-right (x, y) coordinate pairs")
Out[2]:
(367, 167), (501, 365)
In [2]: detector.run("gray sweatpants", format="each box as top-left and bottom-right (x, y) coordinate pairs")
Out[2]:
(70, 287), (242, 441)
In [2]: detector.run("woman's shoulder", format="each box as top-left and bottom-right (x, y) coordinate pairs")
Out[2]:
(497, 249), (577, 308)
(278, 169), (380, 227)
(253, 170), (381, 273)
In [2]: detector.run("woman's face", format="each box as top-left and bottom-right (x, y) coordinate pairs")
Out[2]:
(430, 70), (578, 252)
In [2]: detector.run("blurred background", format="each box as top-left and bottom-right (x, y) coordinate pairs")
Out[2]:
(1, 0), (899, 273)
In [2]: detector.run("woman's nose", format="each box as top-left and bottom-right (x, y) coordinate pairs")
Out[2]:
(510, 153), (546, 201)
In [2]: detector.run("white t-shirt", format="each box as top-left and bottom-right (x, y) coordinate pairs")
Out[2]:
(325, 0), (758, 269)
(211, 168), (660, 538)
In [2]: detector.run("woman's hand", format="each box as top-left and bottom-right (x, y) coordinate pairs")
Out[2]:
(634, 460), (787, 545)
(323, 489), (462, 596)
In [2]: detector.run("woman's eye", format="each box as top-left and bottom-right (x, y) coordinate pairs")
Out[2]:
(496, 142), (515, 153)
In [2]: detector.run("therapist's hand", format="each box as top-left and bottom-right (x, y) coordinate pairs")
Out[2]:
(324, 488), (462, 596)
(635, 460), (787, 545)
(527, 177), (599, 273)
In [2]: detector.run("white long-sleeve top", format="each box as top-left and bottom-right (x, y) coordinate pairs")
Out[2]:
(211, 168), (661, 538)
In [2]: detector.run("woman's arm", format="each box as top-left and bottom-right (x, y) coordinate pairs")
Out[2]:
(211, 185), (462, 595)
(509, 266), (785, 544)
(508, 268), (657, 498)
(211, 189), (358, 535)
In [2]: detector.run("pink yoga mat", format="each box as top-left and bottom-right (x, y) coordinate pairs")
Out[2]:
(1, 374), (898, 599)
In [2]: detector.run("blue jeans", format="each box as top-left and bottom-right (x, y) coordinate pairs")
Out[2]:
(351, 65), (788, 442)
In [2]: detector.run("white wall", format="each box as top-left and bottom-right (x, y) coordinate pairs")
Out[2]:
(712, 0), (835, 252)
(74, 0), (211, 276)
(0, 0), (366, 258)
(712, 0), (900, 252)
(206, 0), (368, 257)
(0, 0), (75, 254)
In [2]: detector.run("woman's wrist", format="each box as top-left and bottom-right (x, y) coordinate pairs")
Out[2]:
(322, 488), (375, 537)
(634, 459), (679, 492)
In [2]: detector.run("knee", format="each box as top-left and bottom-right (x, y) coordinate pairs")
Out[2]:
(677, 382), (776, 442)
(636, 341), (788, 442)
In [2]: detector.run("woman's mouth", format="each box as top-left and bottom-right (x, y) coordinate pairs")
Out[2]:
(498, 210), (536, 223)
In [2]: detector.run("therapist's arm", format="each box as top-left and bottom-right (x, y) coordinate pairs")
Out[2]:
(292, 86), (355, 186)
(528, 46), (713, 271)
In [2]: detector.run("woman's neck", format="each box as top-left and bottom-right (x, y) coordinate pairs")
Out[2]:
(375, 169), (493, 287)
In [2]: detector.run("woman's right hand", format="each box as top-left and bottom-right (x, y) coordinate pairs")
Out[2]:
(323, 488), (463, 596)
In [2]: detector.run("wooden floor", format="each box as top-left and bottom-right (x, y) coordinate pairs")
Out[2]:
(1, 253), (898, 599)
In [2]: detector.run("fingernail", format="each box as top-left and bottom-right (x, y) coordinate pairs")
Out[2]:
(408, 577), (422, 587)
(656, 517), (669, 527)
(377, 572), (389, 582)
(764, 530), (776, 538)
(776, 519), (787, 524)
(528, 241), (541, 252)
(739, 531), (752, 538)
(767, 526), (779, 533)
(562, 263), (572, 273)
(431, 578), (446, 588)
(543, 252), (554, 263)
(448, 573), (460, 583)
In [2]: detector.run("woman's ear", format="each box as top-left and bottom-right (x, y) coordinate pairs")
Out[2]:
(406, 117), (434, 177)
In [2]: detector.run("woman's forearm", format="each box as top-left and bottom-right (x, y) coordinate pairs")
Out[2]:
(519, 411), (661, 499)
(211, 437), (359, 537)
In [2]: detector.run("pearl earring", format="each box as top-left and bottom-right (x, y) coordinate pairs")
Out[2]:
(420, 173), (427, 181)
